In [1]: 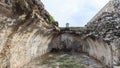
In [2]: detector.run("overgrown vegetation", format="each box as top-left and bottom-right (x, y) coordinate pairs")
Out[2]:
(59, 63), (84, 68)
(49, 15), (55, 24)
(41, 54), (86, 68)
(56, 55), (70, 62)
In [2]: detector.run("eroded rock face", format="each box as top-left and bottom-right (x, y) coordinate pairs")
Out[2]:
(85, 0), (120, 66)
(0, 0), (59, 68)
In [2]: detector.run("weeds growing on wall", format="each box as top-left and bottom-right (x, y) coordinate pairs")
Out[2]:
(49, 15), (54, 24)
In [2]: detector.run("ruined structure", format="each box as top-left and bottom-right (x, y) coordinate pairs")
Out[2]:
(0, 0), (119, 68)
(86, 0), (120, 66)
(0, 0), (59, 68)
(52, 0), (120, 67)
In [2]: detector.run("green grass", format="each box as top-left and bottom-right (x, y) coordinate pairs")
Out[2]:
(56, 55), (70, 62)
(41, 54), (86, 68)
(56, 55), (86, 68)
(59, 63), (86, 68)
(60, 63), (79, 68)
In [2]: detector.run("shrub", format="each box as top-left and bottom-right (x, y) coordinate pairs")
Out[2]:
(49, 15), (54, 24)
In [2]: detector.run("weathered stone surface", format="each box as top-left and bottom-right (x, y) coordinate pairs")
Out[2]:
(0, 0), (59, 68)
(53, 0), (120, 67)
(0, 0), (120, 68)
(52, 33), (112, 68)
(85, 0), (120, 66)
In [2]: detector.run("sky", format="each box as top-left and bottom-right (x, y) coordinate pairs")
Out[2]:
(42, 0), (110, 27)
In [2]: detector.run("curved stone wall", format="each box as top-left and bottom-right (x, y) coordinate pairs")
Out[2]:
(50, 33), (113, 68)
(0, 0), (58, 68)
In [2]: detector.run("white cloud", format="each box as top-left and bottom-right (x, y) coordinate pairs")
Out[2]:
(42, 0), (110, 27)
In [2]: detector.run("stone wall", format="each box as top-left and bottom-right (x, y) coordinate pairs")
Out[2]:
(86, 0), (120, 66)
(50, 33), (112, 68)
(0, 0), (59, 68)
(0, 0), (119, 68)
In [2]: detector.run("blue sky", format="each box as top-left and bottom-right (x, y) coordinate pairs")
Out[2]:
(42, 0), (110, 27)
